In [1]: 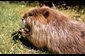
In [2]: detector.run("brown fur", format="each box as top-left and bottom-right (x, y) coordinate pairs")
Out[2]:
(21, 6), (85, 54)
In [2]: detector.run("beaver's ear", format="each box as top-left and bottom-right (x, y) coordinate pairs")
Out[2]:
(43, 10), (49, 18)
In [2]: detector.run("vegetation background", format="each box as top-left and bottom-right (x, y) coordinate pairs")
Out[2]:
(0, 1), (85, 54)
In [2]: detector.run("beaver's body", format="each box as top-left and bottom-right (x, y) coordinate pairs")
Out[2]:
(20, 6), (85, 54)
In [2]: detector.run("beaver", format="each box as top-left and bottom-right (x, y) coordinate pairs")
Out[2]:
(19, 6), (85, 54)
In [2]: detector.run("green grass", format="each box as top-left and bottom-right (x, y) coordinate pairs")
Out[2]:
(0, 1), (85, 54)
(0, 1), (47, 54)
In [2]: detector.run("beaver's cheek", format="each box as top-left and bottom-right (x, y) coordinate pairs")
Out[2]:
(22, 18), (30, 25)
(27, 17), (32, 24)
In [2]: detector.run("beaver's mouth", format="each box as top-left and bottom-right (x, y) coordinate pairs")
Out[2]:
(19, 23), (32, 36)
(25, 25), (31, 34)
(23, 24), (32, 35)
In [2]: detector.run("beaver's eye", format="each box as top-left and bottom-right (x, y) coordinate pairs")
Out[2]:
(43, 10), (49, 18)
(29, 13), (33, 16)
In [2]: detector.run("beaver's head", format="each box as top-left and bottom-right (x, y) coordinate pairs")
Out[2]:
(22, 7), (54, 25)
(22, 7), (57, 35)
(21, 6), (69, 37)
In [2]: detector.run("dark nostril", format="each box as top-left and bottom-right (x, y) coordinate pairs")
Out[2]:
(22, 18), (24, 21)
(29, 13), (33, 16)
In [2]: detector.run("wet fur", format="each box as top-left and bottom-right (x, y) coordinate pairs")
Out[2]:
(21, 6), (85, 54)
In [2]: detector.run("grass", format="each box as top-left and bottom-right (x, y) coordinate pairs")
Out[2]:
(0, 1), (47, 54)
(0, 1), (85, 54)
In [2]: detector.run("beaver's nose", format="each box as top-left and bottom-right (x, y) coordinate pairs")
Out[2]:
(22, 18), (26, 26)
(22, 18), (24, 21)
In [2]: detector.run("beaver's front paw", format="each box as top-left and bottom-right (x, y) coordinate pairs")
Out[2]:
(19, 28), (26, 34)
(19, 28), (30, 36)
